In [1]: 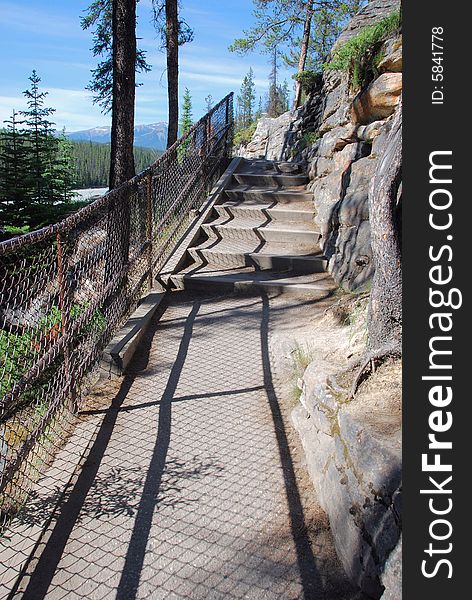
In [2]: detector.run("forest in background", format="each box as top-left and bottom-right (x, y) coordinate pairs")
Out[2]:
(70, 140), (161, 188)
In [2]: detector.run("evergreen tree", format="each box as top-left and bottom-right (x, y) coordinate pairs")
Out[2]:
(109, 0), (137, 189)
(230, 1), (363, 108)
(152, 1), (194, 147)
(237, 68), (256, 129)
(178, 87), (193, 160)
(256, 96), (264, 119)
(180, 87), (193, 135)
(55, 130), (77, 203)
(20, 70), (59, 205)
(0, 110), (32, 226)
(81, 0), (150, 113)
(266, 47), (287, 117)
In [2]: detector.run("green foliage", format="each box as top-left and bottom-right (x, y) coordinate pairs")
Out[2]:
(0, 72), (78, 228)
(234, 122), (258, 147)
(70, 141), (160, 188)
(292, 70), (322, 95)
(325, 10), (401, 89)
(0, 110), (33, 226)
(285, 1), (364, 73)
(289, 343), (313, 405)
(0, 303), (107, 400)
(178, 88), (193, 160)
(237, 68), (256, 129)
(300, 131), (320, 149)
(180, 88), (193, 134)
(3, 225), (30, 235)
(229, 1), (363, 82)
(81, 0), (151, 113)
(266, 48), (290, 117)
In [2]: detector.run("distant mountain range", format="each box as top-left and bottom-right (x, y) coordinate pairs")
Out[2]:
(67, 123), (168, 150)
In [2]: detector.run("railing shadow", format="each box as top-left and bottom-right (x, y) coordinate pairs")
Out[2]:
(259, 292), (324, 599)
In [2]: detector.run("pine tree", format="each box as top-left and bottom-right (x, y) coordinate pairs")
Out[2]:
(81, 0), (150, 113)
(20, 70), (59, 205)
(55, 130), (77, 203)
(180, 87), (193, 135)
(178, 87), (193, 160)
(152, 1), (194, 148)
(255, 96), (264, 119)
(230, 1), (363, 108)
(237, 68), (256, 129)
(0, 110), (33, 226)
(109, 0), (137, 189)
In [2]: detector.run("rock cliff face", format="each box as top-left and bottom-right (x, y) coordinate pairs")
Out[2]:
(240, 0), (402, 292)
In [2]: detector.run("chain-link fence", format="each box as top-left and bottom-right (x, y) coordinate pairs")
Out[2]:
(0, 93), (234, 530)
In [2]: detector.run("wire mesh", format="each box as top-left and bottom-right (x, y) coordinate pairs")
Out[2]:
(0, 93), (234, 530)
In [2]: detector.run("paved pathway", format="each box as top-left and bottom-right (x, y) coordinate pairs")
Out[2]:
(10, 291), (354, 600)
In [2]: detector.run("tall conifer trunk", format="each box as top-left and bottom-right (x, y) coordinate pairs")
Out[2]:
(166, 0), (179, 148)
(293, 2), (313, 109)
(109, 0), (136, 189)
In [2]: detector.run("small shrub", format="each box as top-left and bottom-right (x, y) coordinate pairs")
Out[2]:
(234, 121), (258, 147)
(325, 10), (401, 90)
(302, 131), (320, 147)
(292, 70), (322, 95)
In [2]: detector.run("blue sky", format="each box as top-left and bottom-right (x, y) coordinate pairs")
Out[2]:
(0, 0), (294, 132)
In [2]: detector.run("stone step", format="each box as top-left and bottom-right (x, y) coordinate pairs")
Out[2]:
(225, 185), (314, 207)
(201, 219), (320, 245)
(224, 187), (313, 204)
(215, 203), (314, 223)
(233, 173), (309, 187)
(170, 267), (335, 298)
(239, 159), (306, 175)
(188, 237), (327, 272)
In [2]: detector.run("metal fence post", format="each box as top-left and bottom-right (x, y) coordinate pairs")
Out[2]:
(146, 172), (154, 290)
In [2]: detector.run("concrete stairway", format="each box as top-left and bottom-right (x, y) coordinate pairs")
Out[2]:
(170, 159), (336, 297)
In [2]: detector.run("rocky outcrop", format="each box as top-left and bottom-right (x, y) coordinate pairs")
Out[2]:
(240, 0), (402, 293)
(292, 359), (402, 599)
(238, 110), (301, 160)
(352, 73), (402, 124)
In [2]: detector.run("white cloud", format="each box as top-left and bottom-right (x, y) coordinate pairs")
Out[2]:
(0, 2), (87, 39)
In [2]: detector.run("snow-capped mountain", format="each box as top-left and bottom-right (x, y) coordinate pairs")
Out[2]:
(67, 123), (168, 150)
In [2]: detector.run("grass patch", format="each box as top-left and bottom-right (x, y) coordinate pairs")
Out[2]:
(289, 343), (314, 405)
(325, 10), (401, 90)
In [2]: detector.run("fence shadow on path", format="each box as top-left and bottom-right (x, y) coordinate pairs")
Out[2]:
(15, 299), (201, 600)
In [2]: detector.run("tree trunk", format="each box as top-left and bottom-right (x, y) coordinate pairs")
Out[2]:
(293, 2), (314, 110)
(166, 0), (179, 148)
(109, 0), (136, 189)
(367, 99), (402, 351)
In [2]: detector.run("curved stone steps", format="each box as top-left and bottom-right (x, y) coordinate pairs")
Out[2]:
(215, 204), (314, 223)
(188, 235), (326, 272)
(170, 158), (333, 297)
(171, 266), (335, 297)
(201, 216), (320, 244)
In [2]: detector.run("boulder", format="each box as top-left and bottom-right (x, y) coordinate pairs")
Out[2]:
(352, 73), (402, 125)
(240, 110), (301, 160)
(357, 120), (386, 143)
(292, 362), (402, 599)
(378, 36), (403, 73)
